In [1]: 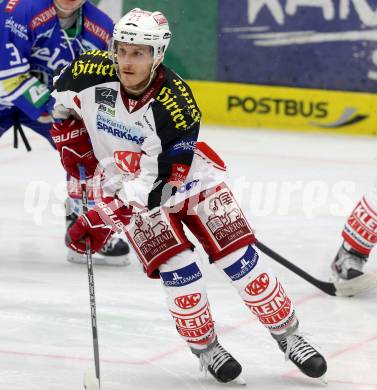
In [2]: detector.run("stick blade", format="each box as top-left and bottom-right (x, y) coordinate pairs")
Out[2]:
(83, 371), (100, 390)
(334, 273), (377, 297)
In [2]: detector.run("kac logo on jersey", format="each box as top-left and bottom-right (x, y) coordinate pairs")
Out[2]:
(114, 151), (141, 174)
(160, 262), (202, 287)
(223, 245), (259, 281)
(95, 87), (117, 108)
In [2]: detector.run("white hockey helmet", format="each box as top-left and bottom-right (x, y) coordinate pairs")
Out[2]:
(111, 8), (172, 64)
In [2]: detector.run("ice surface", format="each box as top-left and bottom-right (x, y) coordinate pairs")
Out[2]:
(0, 126), (376, 389)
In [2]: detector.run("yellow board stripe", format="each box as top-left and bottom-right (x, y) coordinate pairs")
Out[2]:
(188, 80), (377, 136)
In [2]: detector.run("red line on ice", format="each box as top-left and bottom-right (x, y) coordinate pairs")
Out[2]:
(0, 293), (320, 365)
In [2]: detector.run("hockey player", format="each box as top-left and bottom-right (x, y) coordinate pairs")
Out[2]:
(50, 8), (328, 384)
(0, 0), (130, 265)
(331, 190), (377, 294)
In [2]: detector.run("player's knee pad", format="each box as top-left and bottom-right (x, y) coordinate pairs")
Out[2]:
(159, 249), (216, 350)
(215, 244), (298, 336)
(342, 191), (377, 255)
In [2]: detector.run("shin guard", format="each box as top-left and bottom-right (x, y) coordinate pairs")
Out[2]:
(215, 245), (298, 337)
(342, 191), (377, 256)
(159, 249), (216, 350)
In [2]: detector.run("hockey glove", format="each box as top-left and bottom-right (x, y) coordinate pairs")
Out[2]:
(50, 118), (98, 179)
(67, 197), (133, 254)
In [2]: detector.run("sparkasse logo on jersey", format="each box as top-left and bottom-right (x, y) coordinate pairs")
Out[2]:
(96, 113), (145, 144)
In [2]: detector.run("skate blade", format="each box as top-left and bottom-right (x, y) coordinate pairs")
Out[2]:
(234, 375), (247, 385)
(334, 273), (377, 297)
(83, 371), (100, 390)
(203, 371), (247, 386)
(316, 374), (328, 385)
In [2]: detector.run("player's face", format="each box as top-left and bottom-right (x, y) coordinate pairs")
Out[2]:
(116, 43), (154, 93)
(54, 0), (84, 14)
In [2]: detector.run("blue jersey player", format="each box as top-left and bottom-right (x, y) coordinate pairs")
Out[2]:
(0, 0), (130, 265)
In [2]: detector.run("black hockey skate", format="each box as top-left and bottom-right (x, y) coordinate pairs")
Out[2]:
(331, 243), (368, 280)
(330, 243), (377, 296)
(98, 236), (130, 257)
(275, 332), (327, 378)
(191, 338), (243, 383)
(65, 213), (131, 266)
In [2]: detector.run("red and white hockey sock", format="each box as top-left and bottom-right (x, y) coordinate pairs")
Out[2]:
(215, 245), (298, 337)
(159, 249), (216, 351)
(342, 191), (377, 256)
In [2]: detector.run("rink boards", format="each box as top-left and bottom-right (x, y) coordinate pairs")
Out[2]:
(189, 81), (377, 136)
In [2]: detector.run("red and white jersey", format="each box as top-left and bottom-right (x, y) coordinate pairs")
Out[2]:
(52, 50), (227, 210)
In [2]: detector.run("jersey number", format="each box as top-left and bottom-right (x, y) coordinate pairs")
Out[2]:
(6, 43), (22, 66)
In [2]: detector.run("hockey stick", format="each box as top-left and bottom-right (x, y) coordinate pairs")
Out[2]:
(255, 240), (377, 297)
(255, 241), (337, 296)
(13, 122), (32, 151)
(79, 166), (101, 390)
